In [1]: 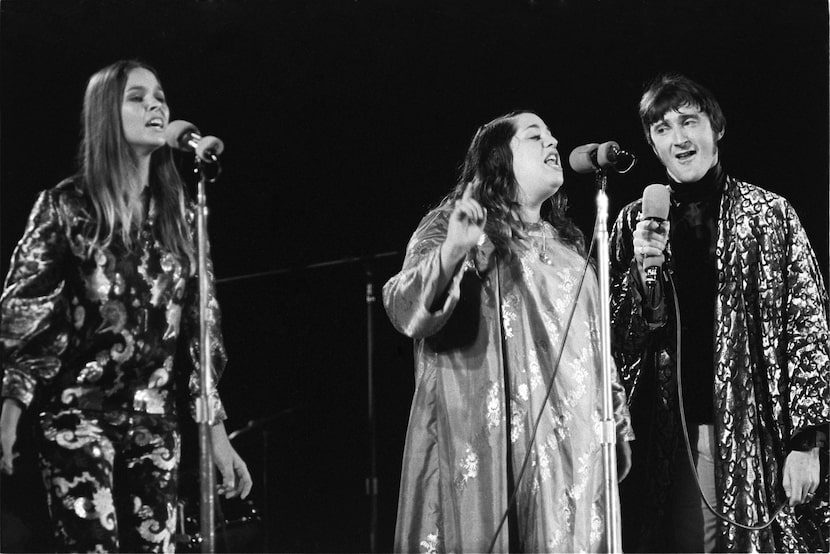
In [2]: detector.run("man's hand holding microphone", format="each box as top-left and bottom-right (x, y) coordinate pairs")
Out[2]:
(633, 184), (671, 289)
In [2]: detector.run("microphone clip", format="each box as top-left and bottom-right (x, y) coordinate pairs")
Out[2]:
(568, 141), (636, 175)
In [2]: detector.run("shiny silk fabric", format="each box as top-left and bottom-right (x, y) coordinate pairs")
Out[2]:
(609, 177), (830, 552)
(384, 208), (633, 553)
(1, 178), (226, 422)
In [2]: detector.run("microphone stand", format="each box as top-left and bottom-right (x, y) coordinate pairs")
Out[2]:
(215, 251), (399, 553)
(194, 156), (222, 554)
(228, 408), (295, 551)
(594, 169), (622, 553)
(365, 267), (378, 554)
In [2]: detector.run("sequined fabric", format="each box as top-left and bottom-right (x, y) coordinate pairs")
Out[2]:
(2, 178), (228, 550)
(38, 410), (180, 552)
(1, 178), (227, 421)
(609, 177), (830, 552)
(384, 209), (633, 553)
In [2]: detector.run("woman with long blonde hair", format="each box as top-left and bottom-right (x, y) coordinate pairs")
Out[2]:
(0, 60), (251, 552)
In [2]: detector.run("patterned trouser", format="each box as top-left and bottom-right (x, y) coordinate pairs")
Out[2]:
(38, 409), (180, 553)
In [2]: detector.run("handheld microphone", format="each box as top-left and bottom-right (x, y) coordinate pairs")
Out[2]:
(641, 183), (671, 288)
(165, 120), (224, 163)
(568, 141), (637, 174)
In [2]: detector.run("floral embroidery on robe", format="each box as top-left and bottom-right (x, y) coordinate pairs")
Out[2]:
(385, 208), (633, 553)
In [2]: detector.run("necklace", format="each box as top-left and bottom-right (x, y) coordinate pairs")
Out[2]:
(539, 237), (552, 264)
(533, 222), (553, 265)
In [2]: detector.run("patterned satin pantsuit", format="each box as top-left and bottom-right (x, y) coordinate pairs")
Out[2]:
(38, 409), (180, 553)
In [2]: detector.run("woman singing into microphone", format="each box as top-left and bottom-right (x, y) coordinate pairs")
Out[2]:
(0, 60), (251, 552)
(384, 110), (633, 552)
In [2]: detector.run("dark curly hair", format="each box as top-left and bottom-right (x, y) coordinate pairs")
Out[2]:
(439, 110), (585, 258)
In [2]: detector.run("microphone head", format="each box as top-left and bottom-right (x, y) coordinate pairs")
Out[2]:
(165, 120), (200, 150)
(642, 183), (671, 221)
(196, 135), (225, 161)
(568, 143), (600, 174)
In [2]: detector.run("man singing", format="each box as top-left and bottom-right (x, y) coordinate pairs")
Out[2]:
(609, 73), (829, 552)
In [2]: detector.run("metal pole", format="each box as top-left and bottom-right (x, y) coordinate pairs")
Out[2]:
(594, 170), (622, 553)
(262, 429), (271, 551)
(196, 167), (216, 554)
(365, 269), (378, 553)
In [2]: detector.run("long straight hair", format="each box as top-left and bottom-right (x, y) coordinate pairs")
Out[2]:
(442, 110), (585, 257)
(78, 60), (194, 267)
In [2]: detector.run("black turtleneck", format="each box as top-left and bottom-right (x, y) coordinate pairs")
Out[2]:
(667, 162), (725, 425)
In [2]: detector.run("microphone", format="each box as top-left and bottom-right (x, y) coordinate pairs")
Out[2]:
(165, 120), (224, 163)
(568, 141), (637, 174)
(641, 183), (670, 288)
(569, 143), (601, 174)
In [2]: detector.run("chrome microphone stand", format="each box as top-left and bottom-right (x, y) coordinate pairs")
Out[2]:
(593, 168), (622, 553)
(194, 156), (222, 554)
(215, 250), (398, 552)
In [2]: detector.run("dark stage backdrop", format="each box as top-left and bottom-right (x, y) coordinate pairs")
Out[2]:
(1, 0), (828, 552)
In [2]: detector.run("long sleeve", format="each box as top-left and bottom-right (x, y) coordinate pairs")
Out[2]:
(609, 202), (659, 399)
(780, 201), (830, 439)
(612, 362), (636, 441)
(383, 209), (468, 340)
(181, 210), (227, 423)
(1, 190), (71, 407)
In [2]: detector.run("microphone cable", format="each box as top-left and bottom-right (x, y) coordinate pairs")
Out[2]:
(486, 220), (598, 552)
(669, 272), (788, 531)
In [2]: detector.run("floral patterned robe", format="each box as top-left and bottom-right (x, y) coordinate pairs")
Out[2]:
(384, 208), (633, 553)
(609, 177), (830, 552)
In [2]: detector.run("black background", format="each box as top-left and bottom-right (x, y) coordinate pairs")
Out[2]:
(1, 0), (828, 552)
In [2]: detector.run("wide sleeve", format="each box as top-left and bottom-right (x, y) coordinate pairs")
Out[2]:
(780, 201), (830, 440)
(181, 210), (228, 423)
(608, 201), (659, 398)
(383, 208), (468, 340)
(1, 190), (72, 408)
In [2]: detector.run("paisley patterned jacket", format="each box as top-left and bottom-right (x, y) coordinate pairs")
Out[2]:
(609, 176), (829, 552)
(1, 178), (227, 422)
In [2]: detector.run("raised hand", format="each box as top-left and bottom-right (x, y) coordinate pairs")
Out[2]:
(443, 180), (487, 265)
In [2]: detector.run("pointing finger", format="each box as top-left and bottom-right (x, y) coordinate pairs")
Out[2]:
(457, 199), (484, 224)
(462, 179), (479, 202)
